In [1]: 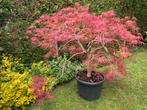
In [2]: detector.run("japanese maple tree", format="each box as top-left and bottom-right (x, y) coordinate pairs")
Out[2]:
(27, 2), (143, 79)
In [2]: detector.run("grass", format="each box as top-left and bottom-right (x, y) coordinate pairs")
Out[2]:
(28, 47), (147, 110)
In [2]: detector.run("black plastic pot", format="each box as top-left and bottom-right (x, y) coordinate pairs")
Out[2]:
(75, 73), (105, 101)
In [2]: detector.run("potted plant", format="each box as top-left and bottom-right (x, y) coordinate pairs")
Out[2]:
(26, 2), (143, 100)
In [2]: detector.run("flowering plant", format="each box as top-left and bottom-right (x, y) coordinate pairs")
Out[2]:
(0, 55), (36, 110)
(29, 75), (53, 105)
(27, 2), (143, 79)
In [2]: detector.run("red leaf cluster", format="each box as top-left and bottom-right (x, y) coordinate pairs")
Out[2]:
(29, 76), (52, 105)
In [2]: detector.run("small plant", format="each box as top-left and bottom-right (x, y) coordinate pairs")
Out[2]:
(29, 75), (53, 105)
(30, 61), (52, 76)
(47, 56), (83, 84)
(30, 61), (58, 90)
(27, 2), (143, 80)
(0, 54), (25, 73)
(30, 56), (83, 84)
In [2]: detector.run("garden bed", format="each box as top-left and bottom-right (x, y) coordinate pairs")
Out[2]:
(28, 48), (147, 110)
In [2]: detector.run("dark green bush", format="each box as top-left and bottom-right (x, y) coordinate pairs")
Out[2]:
(30, 56), (83, 84)
(0, 0), (65, 64)
(47, 56), (83, 84)
(118, 0), (147, 34)
(79, 0), (119, 13)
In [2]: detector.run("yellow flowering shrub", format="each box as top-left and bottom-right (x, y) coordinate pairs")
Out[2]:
(0, 55), (36, 110)
(0, 55), (58, 109)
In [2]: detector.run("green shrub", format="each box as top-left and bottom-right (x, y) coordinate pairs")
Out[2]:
(30, 56), (83, 84)
(30, 61), (52, 76)
(47, 56), (83, 84)
(78, 0), (119, 13)
(118, 0), (147, 33)
(0, 0), (64, 64)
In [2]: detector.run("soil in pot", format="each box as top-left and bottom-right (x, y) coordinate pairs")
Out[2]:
(76, 70), (104, 83)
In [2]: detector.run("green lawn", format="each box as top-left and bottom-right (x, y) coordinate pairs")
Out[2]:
(28, 48), (147, 110)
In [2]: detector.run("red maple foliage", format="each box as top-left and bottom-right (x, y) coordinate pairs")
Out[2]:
(29, 76), (52, 105)
(27, 2), (143, 79)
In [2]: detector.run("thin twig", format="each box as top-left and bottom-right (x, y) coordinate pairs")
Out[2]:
(101, 43), (109, 53)
(77, 39), (86, 52)
(87, 39), (97, 47)
(68, 51), (86, 60)
(58, 39), (75, 51)
(55, 43), (59, 57)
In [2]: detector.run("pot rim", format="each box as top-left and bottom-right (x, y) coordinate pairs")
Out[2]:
(75, 71), (105, 86)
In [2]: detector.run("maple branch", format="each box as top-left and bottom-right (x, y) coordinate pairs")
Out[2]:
(55, 43), (59, 57)
(87, 40), (98, 52)
(68, 51), (86, 60)
(58, 39), (75, 51)
(101, 43), (109, 53)
(77, 39), (86, 52)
